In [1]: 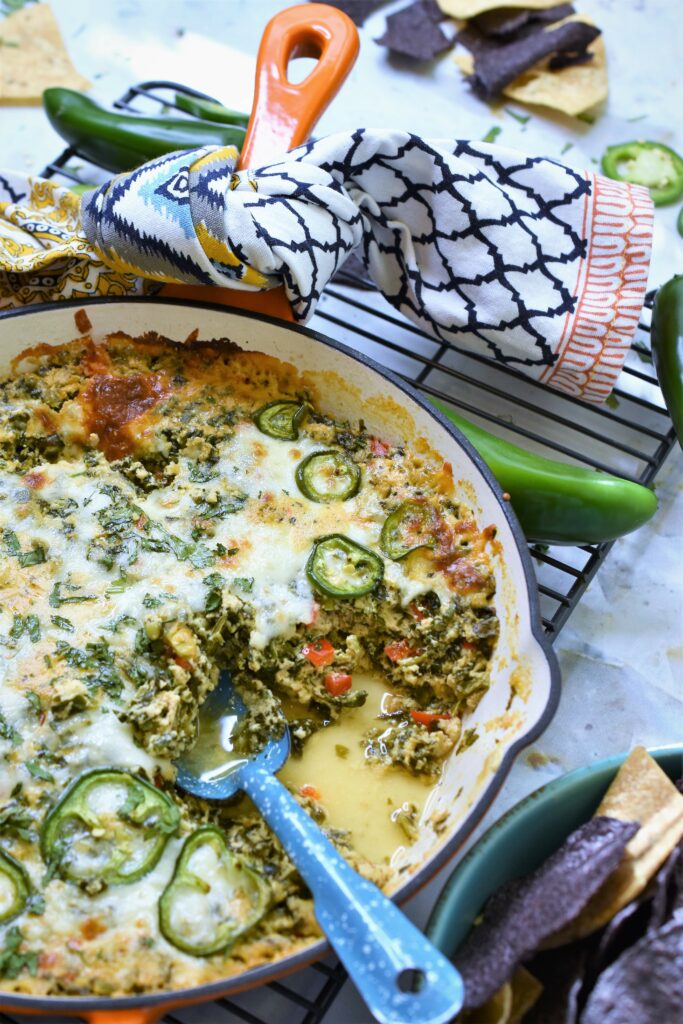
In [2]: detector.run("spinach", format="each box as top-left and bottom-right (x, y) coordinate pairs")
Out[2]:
(55, 641), (123, 699)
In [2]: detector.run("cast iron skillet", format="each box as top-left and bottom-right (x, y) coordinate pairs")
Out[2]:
(0, 5), (560, 1021)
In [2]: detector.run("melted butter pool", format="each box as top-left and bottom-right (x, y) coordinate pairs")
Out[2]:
(279, 674), (438, 865)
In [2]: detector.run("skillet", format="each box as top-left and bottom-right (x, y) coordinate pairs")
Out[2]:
(0, 6), (559, 1020)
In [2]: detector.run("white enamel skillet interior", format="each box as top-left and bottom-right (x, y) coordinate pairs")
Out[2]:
(0, 298), (560, 1018)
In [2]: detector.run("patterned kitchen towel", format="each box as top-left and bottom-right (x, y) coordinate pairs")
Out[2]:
(0, 131), (653, 403)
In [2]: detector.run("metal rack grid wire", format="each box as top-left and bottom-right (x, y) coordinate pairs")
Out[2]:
(26, 78), (677, 1024)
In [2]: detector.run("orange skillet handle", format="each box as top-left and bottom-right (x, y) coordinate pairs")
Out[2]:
(160, 2), (360, 321)
(85, 1011), (166, 1024)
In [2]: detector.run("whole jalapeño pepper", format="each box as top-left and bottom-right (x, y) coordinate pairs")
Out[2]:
(651, 274), (683, 450)
(43, 89), (246, 173)
(430, 399), (658, 545)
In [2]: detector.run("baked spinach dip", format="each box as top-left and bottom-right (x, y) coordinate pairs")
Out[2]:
(0, 332), (498, 995)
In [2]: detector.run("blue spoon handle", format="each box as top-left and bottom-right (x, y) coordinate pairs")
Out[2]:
(238, 761), (464, 1024)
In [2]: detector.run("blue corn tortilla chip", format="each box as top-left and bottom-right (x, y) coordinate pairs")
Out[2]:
(581, 918), (683, 1024)
(457, 18), (601, 100)
(472, 3), (575, 38)
(313, 1), (390, 27)
(523, 941), (594, 1024)
(454, 817), (639, 1010)
(375, 0), (453, 61)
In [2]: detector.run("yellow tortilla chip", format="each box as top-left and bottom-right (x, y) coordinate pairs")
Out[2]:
(0, 3), (90, 105)
(508, 967), (543, 1024)
(459, 981), (513, 1023)
(453, 15), (607, 116)
(596, 746), (682, 822)
(504, 21), (607, 116)
(545, 747), (683, 945)
(438, 0), (566, 19)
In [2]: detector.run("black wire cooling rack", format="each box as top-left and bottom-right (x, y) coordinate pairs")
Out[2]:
(25, 79), (678, 1024)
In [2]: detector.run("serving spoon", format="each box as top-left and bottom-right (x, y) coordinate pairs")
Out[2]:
(175, 672), (465, 1024)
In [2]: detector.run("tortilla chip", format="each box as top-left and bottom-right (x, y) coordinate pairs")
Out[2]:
(581, 919), (683, 1024)
(454, 817), (638, 1009)
(457, 18), (599, 100)
(319, 1), (390, 27)
(508, 966), (544, 1023)
(597, 747), (681, 823)
(504, 20), (607, 115)
(0, 3), (90, 105)
(453, 15), (607, 115)
(472, 4), (575, 38)
(375, 0), (453, 60)
(524, 942), (593, 1024)
(438, 0), (567, 20)
(546, 748), (683, 944)
(458, 982), (513, 1022)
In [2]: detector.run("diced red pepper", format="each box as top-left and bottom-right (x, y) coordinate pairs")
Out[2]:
(302, 638), (335, 667)
(324, 672), (352, 696)
(409, 601), (426, 621)
(384, 639), (418, 662)
(172, 654), (193, 673)
(462, 641), (477, 651)
(410, 710), (452, 729)
(300, 784), (321, 800)
(369, 437), (391, 457)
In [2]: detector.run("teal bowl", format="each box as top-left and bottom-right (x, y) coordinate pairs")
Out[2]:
(426, 744), (683, 959)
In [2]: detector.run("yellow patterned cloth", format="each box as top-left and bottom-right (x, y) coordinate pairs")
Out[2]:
(0, 173), (144, 308)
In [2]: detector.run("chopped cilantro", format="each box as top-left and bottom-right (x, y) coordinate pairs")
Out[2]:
(234, 577), (254, 593)
(24, 691), (42, 714)
(3, 530), (47, 568)
(189, 461), (219, 482)
(26, 760), (54, 782)
(0, 801), (34, 841)
(0, 711), (20, 746)
(505, 107), (531, 125)
(49, 580), (96, 607)
(11, 615), (41, 644)
(0, 927), (39, 980)
(50, 615), (74, 632)
(482, 126), (501, 143)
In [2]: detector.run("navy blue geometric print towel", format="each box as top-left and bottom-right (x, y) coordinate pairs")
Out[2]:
(1, 131), (653, 403)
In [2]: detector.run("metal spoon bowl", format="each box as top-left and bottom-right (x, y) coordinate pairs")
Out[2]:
(175, 672), (464, 1024)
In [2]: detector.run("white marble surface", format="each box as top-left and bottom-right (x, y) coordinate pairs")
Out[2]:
(2, 2), (682, 1022)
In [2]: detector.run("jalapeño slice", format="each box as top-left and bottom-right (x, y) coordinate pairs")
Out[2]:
(380, 500), (436, 560)
(254, 400), (309, 440)
(0, 849), (30, 924)
(295, 450), (361, 503)
(159, 826), (269, 956)
(40, 768), (180, 886)
(601, 141), (683, 206)
(307, 534), (383, 598)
